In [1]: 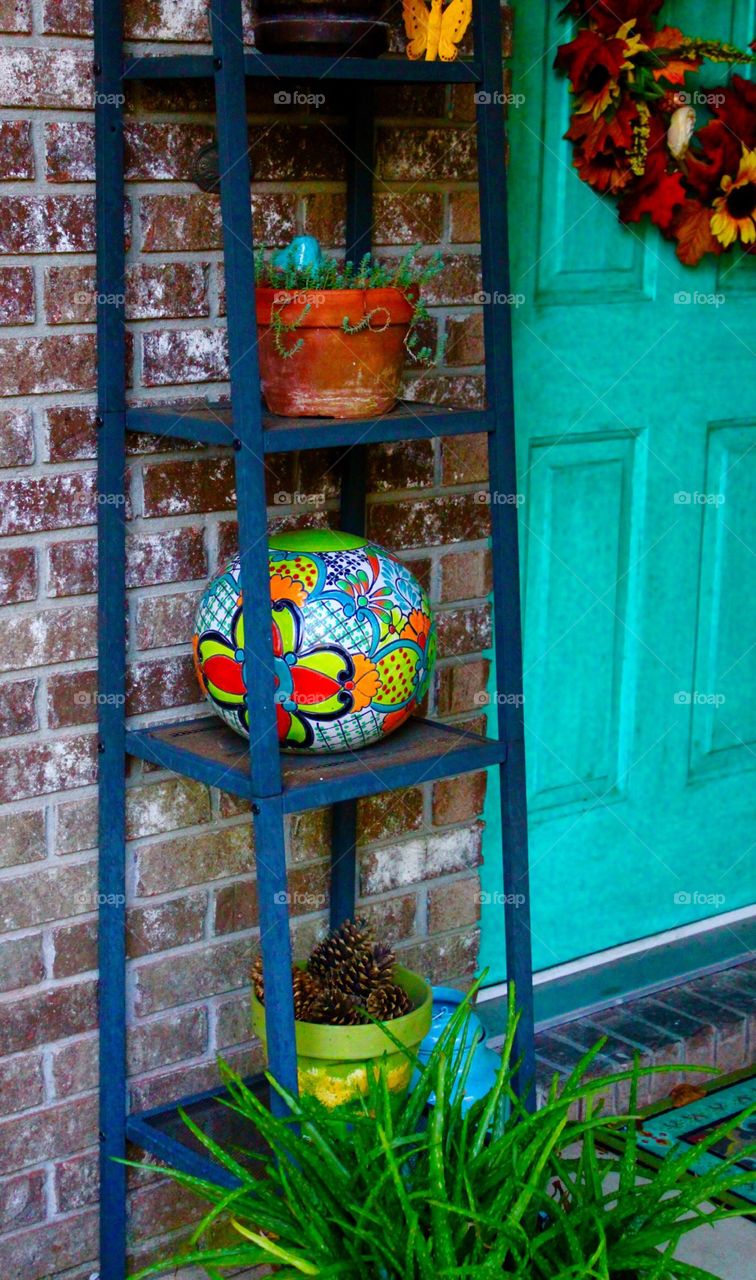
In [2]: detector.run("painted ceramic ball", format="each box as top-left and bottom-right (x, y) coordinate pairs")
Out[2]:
(193, 530), (436, 752)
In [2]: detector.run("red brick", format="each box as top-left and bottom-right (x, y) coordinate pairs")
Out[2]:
(128, 1007), (208, 1076)
(141, 191), (296, 251)
(44, 405), (96, 462)
(143, 456), (235, 517)
(400, 929), (479, 984)
(449, 191), (480, 242)
(436, 658), (491, 717)
(45, 120), (215, 183)
(127, 892), (207, 958)
(0, 808), (45, 868)
(46, 541), (97, 597)
(376, 128), (477, 181)
(369, 493), (490, 549)
(405, 372), (485, 410)
(0, 548), (37, 606)
(41, 0), (91, 34)
(135, 825), (252, 897)
(128, 1177), (201, 1242)
(135, 589), (202, 650)
(439, 547), (491, 602)
(433, 770), (487, 826)
(0, 406), (33, 465)
(124, 0), (211, 41)
(286, 807), (331, 862)
(1, 862), (95, 932)
(0, 47), (92, 109)
(48, 525), (206, 598)
(0, 1), (31, 33)
(128, 1043), (262, 1114)
(445, 316), (485, 369)
(0, 472), (95, 535)
(374, 191), (444, 245)
(435, 604), (491, 657)
(427, 875), (481, 932)
(357, 786), (424, 844)
(0, 677), (38, 736)
(0, 932), (44, 992)
(1, 980), (98, 1057)
(134, 938), (251, 1015)
(0, 265), (34, 324)
(0, 334), (96, 395)
(126, 777), (211, 839)
(55, 1149), (98, 1213)
(0, 1169), (45, 1231)
(361, 823), (482, 895)
(0, 195), (95, 254)
(0, 733), (97, 802)
(359, 893), (419, 944)
(0, 604), (96, 672)
(47, 653), (199, 728)
(44, 261), (208, 324)
(51, 918), (98, 979)
(213, 878), (259, 935)
(141, 326), (228, 387)
(0, 119), (33, 179)
(0, 1052), (44, 1115)
(0, 1205), (98, 1280)
(50, 1035), (98, 1099)
(366, 439), (435, 493)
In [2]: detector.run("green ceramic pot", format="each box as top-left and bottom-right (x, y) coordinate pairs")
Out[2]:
(251, 966), (432, 1109)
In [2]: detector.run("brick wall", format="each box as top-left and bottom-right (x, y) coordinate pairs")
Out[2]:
(0, 4), (510, 1274)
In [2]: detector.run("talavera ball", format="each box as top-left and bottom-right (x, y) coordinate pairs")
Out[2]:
(193, 530), (436, 753)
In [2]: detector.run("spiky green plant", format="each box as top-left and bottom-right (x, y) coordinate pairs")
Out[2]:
(129, 985), (756, 1279)
(256, 243), (445, 363)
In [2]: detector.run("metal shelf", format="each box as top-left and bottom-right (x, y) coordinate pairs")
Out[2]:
(123, 52), (483, 84)
(126, 715), (506, 810)
(125, 400), (494, 451)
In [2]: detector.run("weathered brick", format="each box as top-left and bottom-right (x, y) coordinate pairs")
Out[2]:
(0, 119), (33, 179)
(128, 1177), (201, 1243)
(439, 547), (491, 603)
(0, 47), (92, 109)
(49, 525), (206, 599)
(0, 861), (95, 932)
(41, 0), (91, 34)
(0, 473), (94, 538)
(433, 770), (487, 826)
(51, 918), (97, 979)
(0, 548), (37, 606)
(405, 371), (485, 410)
(45, 120), (215, 183)
(400, 928), (479, 983)
(436, 604), (491, 657)
(142, 327), (228, 387)
(0, 1169), (45, 1231)
(140, 192), (296, 252)
(127, 778), (212, 840)
(44, 261), (208, 324)
(369, 493), (489, 549)
(0, 1051), (44, 1115)
(1, 980), (98, 1056)
(0, 195), (95, 254)
(128, 1007), (208, 1076)
(0, 1), (31, 34)
(445, 316), (485, 370)
(357, 786), (424, 844)
(55, 1149), (98, 1213)
(47, 653), (199, 728)
(0, 733), (97, 802)
(136, 824), (253, 897)
(128, 1043), (261, 1114)
(134, 938), (251, 1015)
(376, 128), (477, 181)
(44, 405), (96, 462)
(135, 589), (202, 650)
(449, 191), (480, 242)
(0, 677), (38, 736)
(0, 406), (33, 465)
(0, 1205), (98, 1280)
(359, 892), (419, 944)
(124, 0), (211, 40)
(213, 878), (259, 935)
(0, 604), (96, 672)
(427, 875), (481, 932)
(0, 265), (34, 324)
(436, 659), (491, 717)
(0, 932), (44, 991)
(0, 807), (45, 868)
(286, 806), (332, 863)
(361, 824), (482, 895)
(0, 334), (96, 396)
(50, 1035), (98, 1099)
(127, 891), (207, 958)
(143, 456), (235, 517)
(366, 439), (435, 493)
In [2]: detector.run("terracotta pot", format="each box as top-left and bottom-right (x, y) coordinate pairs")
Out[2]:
(252, 0), (389, 56)
(256, 285), (417, 419)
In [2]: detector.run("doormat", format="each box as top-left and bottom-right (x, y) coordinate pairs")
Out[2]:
(604, 1068), (756, 1210)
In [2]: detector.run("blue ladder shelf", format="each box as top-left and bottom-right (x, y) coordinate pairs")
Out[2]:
(94, 2), (535, 1275)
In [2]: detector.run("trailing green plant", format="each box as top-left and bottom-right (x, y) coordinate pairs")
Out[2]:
(256, 243), (445, 363)
(129, 984), (756, 1279)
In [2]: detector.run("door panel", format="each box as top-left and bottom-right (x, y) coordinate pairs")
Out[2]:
(480, 1), (756, 979)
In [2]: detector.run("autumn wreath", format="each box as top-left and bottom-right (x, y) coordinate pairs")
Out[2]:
(554, 0), (755, 264)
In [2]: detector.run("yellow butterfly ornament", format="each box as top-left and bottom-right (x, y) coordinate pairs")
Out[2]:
(402, 0), (473, 62)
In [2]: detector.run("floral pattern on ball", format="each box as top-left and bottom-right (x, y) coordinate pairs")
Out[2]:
(192, 531), (436, 752)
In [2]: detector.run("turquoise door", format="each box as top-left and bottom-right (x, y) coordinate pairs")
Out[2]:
(480, 0), (756, 980)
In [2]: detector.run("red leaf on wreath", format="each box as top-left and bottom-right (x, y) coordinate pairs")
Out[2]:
(685, 121), (742, 201)
(714, 75), (756, 149)
(566, 96), (638, 161)
(649, 27), (702, 84)
(560, 0), (663, 40)
(672, 201), (724, 266)
(619, 136), (685, 232)
(554, 27), (630, 101)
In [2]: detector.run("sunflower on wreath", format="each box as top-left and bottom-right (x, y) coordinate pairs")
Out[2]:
(555, 0), (755, 263)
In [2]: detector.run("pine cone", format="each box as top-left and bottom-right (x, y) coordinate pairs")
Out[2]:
(366, 982), (412, 1021)
(309, 985), (364, 1027)
(307, 918), (373, 982)
(252, 959), (322, 1022)
(369, 941), (396, 988)
(252, 955), (265, 1002)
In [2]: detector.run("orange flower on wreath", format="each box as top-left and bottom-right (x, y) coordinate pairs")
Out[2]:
(711, 147), (756, 249)
(555, 20), (647, 121)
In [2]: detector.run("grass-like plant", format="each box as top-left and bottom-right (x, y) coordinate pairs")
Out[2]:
(255, 243), (445, 363)
(130, 986), (756, 1279)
